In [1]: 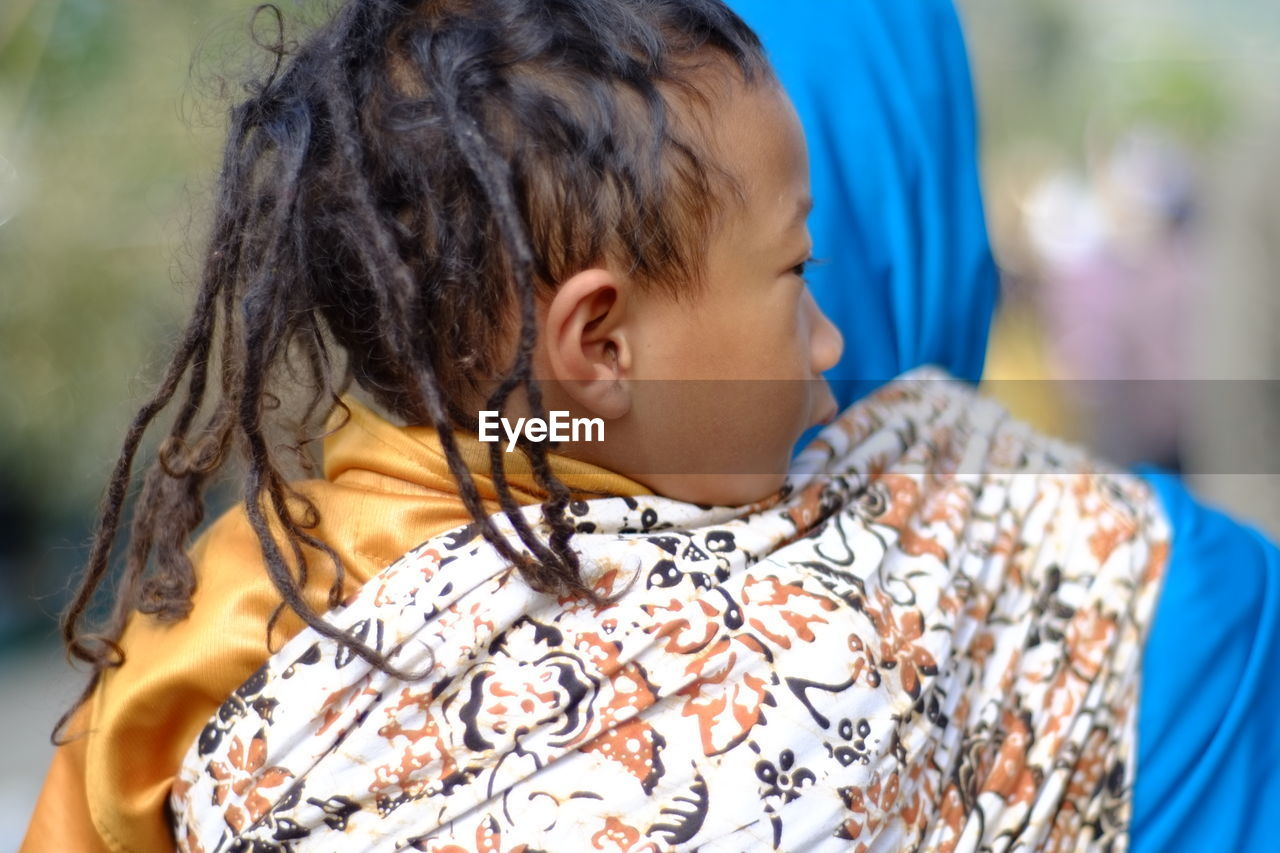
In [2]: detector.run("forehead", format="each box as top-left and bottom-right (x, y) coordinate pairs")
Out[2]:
(690, 76), (811, 238)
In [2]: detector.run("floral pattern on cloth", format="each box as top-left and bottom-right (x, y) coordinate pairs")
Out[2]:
(170, 370), (1170, 853)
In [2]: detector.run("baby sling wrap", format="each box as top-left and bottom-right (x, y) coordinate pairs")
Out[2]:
(169, 371), (1170, 852)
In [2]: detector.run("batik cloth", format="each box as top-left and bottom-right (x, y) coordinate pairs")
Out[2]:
(170, 371), (1169, 852)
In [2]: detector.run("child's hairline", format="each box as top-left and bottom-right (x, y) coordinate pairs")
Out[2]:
(605, 55), (780, 302)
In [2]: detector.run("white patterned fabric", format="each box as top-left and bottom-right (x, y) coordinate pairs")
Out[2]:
(170, 371), (1170, 852)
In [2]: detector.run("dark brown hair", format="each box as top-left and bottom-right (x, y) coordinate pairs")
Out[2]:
(54, 0), (765, 742)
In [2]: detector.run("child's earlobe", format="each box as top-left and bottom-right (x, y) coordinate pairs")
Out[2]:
(553, 345), (632, 421)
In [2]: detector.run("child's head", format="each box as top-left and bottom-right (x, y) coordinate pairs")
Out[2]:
(298, 0), (842, 507)
(60, 0), (841, 718)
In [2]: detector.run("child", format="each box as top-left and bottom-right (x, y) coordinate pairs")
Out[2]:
(24, 1), (1167, 850)
(24, 1), (835, 849)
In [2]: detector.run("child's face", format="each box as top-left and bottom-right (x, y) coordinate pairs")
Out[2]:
(627, 79), (843, 503)
(543, 76), (844, 506)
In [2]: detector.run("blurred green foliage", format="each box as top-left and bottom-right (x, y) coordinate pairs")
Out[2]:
(1, 0), (243, 638)
(959, 0), (1253, 157)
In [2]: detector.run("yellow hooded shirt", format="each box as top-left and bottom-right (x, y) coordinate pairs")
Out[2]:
(21, 399), (647, 853)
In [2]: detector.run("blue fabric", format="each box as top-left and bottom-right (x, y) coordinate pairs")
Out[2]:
(731, 1), (1280, 846)
(730, 0), (999, 408)
(1133, 469), (1280, 853)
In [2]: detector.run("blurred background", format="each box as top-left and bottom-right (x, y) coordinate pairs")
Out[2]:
(1, 0), (1277, 844)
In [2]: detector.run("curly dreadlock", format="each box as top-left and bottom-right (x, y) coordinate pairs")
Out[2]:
(53, 0), (766, 743)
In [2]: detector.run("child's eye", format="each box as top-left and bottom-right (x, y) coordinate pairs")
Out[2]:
(791, 257), (815, 279)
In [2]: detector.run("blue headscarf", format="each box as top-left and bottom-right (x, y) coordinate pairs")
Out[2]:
(731, 3), (1280, 849)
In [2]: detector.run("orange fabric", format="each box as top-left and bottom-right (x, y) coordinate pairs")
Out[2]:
(21, 399), (647, 853)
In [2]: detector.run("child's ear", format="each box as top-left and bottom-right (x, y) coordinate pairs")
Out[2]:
(542, 268), (632, 420)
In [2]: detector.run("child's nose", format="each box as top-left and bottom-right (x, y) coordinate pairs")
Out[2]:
(806, 290), (844, 374)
